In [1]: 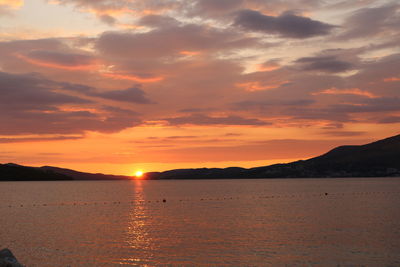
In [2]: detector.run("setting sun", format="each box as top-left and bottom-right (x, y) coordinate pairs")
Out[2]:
(134, 170), (144, 178)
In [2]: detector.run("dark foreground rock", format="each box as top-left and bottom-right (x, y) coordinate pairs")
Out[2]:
(0, 249), (24, 267)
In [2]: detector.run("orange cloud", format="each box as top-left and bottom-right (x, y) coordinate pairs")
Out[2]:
(180, 50), (201, 56)
(313, 87), (377, 98)
(101, 72), (164, 83)
(16, 53), (99, 71)
(256, 63), (280, 72)
(0, 0), (23, 9)
(384, 77), (400, 82)
(236, 80), (289, 91)
(50, 0), (177, 24)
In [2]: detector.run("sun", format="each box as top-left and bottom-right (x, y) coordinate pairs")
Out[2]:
(134, 170), (144, 179)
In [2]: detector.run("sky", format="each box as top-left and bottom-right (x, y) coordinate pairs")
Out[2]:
(0, 0), (399, 175)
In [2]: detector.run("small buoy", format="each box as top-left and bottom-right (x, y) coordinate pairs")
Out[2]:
(325, 192), (328, 196)
(162, 199), (166, 203)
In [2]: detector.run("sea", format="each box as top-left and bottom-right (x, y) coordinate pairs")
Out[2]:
(0, 178), (399, 266)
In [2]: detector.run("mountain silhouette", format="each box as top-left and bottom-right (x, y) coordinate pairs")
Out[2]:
(146, 134), (400, 179)
(0, 163), (131, 181)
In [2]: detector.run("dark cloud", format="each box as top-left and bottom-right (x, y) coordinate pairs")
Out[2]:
(164, 135), (199, 140)
(234, 99), (315, 111)
(284, 107), (352, 122)
(321, 123), (344, 129)
(378, 116), (400, 124)
(139, 15), (181, 28)
(89, 87), (153, 104)
(0, 71), (142, 135)
(178, 108), (217, 113)
(330, 97), (400, 113)
(96, 24), (258, 59)
(0, 136), (83, 143)
(284, 97), (400, 123)
(25, 50), (96, 67)
(0, 39), (66, 70)
(99, 14), (116, 25)
(0, 37), (98, 80)
(322, 131), (365, 137)
(100, 105), (140, 115)
(234, 9), (335, 38)
(196, 0), (242, 11)
(163, 114), (270, 126)
(187, 0), (324, 20)
(55, 0), (178, 14)
(192, 0), (243, 16)
(0, 38), (66, 54)
(0, 71), (90, 111)
(135, 135), (201, 143)
(59, 81), (153, 105)
(295, 55), (353, 73)
(349, 53), (400, 94)
(224, 132), (243, 137)
(337, 4), (400, 40)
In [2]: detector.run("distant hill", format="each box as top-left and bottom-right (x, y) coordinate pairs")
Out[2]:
(0, 163), (74, 181)
(40, 166), (131, 180)
(146, 134), (400, 179)
(1, 134), (399, 181)
(0, 163), (131, 181)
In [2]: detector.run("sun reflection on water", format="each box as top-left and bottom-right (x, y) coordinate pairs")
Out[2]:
(121, 180), (156, 265)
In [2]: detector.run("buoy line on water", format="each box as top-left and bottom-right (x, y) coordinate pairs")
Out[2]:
(2, 191), (400, 209)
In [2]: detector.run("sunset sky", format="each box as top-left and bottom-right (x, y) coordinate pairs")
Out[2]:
(0, 0), (399, 175)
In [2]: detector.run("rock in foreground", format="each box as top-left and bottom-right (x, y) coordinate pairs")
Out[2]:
(0, 249), (24, 267)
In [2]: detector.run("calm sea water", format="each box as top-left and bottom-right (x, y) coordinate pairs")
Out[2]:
(0, 178), (399, 266)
